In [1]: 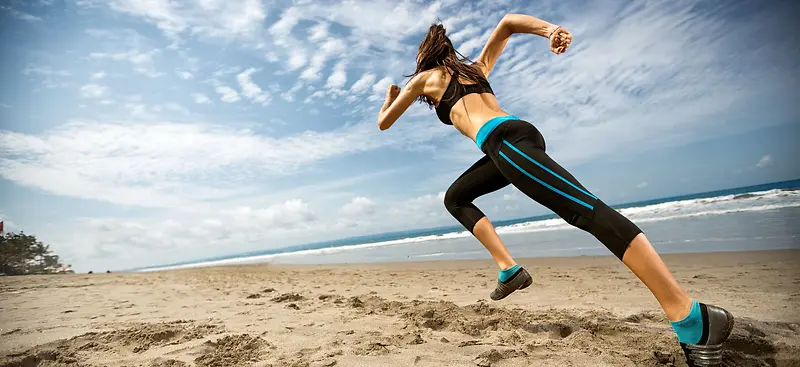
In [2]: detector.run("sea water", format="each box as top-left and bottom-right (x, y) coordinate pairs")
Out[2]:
(137, 180), (800, 272)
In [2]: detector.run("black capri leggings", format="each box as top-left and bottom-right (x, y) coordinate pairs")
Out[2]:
(443, 119), (642, 260)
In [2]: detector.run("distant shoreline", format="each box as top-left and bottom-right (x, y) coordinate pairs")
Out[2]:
(127, 179), (800, 273)
(108, 249), (800, 275)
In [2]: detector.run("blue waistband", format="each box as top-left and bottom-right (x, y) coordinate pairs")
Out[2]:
(475, 115), (520, 150)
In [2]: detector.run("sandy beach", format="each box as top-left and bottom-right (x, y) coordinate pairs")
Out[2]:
(1, 250), (799, 367)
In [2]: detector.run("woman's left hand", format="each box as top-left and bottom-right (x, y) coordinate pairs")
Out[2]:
(549, 27), (572, 54)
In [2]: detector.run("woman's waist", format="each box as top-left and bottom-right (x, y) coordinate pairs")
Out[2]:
(452, 111), (512, 136)
(473, 115), (523, 151)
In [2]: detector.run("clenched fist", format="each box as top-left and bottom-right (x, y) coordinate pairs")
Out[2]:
(386, 84), (400, 100)
(549, 26), (572, 54)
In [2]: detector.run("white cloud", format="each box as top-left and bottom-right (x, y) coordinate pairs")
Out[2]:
(447, 23), (481, 44)
(265, 51), (279, 63)
(0, 117), (447, 208)
(192, 93), (211, 104)
(225, 200), (317, 229)
(325, 62), (347, 90)
(80, 83), (108, 98)
(90, 71), (107, 80)
(159, 103), (190, 115)
(260, 0), (454, 90)
(303, 90), (329, 105)
(21, 64), (71, 89)
(40, 169), (422, 271)
(125, 103), (148, 118)
(178, 71), (193, 80)
(76, 2), (796, 169)
(268, 7), (299, 40)
(476, 0), (798, 166)
(236, 68), (270, 105)
(79, 0), (266, 40)
(22, 65), (70, 77)
(293, 1), (442, 45)
(636, 181), (649, 189)
(308, 22), (329, 42)
(215, 86), (240, 103)
(350, 73), (376, 94)
(89, 49), (164, 78)
(84, 28), (119, 38)
(371, 76), (394, 95)
(287, 48), (308, 70)
(455, 27), (493, 57)
(132, 1), (457, 106)
(211, 66), (241, 79)
(1, 6), (42, 22)
(120, 102), (191, 120)
(502, 187), (523, 201)
(58, 198), (318, 267)
(340, 197), (376, 218)
(299, 38), (346, 81)
(281, 82), (303, 103)
(389, 191), (449, 227)
(756, 154), (772, 168)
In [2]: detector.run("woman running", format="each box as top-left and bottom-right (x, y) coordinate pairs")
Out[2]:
(376, 13), (734, 366)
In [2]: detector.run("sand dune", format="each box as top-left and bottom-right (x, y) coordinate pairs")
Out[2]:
(1, 250), (799, 366)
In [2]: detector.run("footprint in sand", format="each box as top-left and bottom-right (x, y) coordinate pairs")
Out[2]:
(271, 293), (304, 303)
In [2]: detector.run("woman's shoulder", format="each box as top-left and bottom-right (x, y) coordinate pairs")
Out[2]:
(473, 62), (490, 78)
(409, 68), (446, 88)
(416, 67), (446, 80)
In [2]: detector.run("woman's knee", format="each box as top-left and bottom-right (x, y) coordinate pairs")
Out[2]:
(443, 188), (463, 215)
(443, 190), (486, 232)
(564, 201), (642, 260)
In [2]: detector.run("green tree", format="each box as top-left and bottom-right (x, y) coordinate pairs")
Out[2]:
(0, 231), (65, 276)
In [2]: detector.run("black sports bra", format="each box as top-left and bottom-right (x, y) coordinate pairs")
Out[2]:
(435, 71), (495, 125)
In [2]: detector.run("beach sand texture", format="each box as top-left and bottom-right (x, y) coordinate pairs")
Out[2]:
(2, 250), (799, 367)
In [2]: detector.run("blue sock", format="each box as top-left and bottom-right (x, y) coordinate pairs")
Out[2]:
(670, 300), (704, 344)
(498, 264), (521, 283)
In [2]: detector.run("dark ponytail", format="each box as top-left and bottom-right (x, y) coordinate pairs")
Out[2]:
(405, 23), (488, 109)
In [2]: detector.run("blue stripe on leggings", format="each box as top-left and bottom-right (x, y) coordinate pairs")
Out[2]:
(498, 151), (594, 210)
(502, 140), (598, 200)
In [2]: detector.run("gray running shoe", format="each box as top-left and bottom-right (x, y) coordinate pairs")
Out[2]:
(680, 303), (735, 367)
(489, 267), (533, 301)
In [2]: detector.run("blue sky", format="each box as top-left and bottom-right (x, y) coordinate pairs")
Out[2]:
(0, 0), (798, 272)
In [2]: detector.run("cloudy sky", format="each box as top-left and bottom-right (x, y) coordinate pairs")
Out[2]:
(1, 0), (798, 272)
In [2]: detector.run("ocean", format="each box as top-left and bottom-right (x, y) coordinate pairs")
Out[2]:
(136, 179), (800, 272)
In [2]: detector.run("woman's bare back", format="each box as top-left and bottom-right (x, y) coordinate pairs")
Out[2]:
(421, 66), (512, 142)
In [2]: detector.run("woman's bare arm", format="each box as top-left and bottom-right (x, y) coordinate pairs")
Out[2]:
(501, 14), (560, 38)
(476, 14), (571, 76)
(377, 73), (428, 130)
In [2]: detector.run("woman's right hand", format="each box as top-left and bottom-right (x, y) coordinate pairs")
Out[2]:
(386, 84), (401, 100)
(549, 26), (572, 54)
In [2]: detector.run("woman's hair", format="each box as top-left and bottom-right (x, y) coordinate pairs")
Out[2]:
(405, 23), (488, 109)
